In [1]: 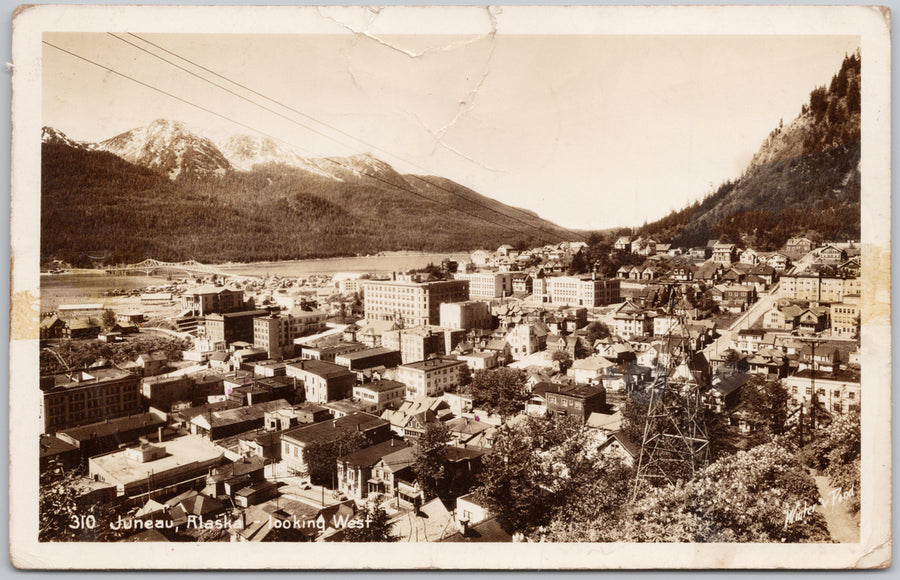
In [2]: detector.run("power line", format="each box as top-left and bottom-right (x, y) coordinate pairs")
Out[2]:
(122, 33), (586, 244)
(43, 40), (561, 246)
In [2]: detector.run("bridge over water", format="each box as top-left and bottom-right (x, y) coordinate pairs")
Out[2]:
(105, 259), (260, 280)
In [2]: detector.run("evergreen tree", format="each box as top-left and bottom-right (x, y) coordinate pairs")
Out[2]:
(413, 422), (451, 500)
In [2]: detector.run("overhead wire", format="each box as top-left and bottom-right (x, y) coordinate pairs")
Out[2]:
(43, 39), (562, 246)
(121, 32), (587, 244)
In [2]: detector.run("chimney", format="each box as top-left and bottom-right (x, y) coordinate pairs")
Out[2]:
(332, 420), (337, 429)
(460, 519), (470, 537)
(157, 426), (163, 443)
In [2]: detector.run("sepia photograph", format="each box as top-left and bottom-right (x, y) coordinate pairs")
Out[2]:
(9, 4), (891, 569)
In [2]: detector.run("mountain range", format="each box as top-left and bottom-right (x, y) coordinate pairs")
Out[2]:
(40, 122), (572, 265)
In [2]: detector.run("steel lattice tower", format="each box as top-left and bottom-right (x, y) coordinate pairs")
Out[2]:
(631, 286), (711, 498)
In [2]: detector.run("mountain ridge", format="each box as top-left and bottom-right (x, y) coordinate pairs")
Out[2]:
(40, 124), (574, 265)
(636, 51), (861, 250)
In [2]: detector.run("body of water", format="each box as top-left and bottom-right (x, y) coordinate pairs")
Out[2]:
(40, 252), (472, 309)
(216, 252), (471, 277)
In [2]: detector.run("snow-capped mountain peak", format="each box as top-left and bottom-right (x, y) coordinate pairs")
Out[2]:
(41, 127), (99, 151)
(98, 119), (232, 180)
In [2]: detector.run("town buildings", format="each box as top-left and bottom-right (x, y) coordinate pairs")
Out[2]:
(532, 274), (620, 308)
(253, 309), (327, 359)
(453, 272), (513, 300)
(439, 301), (492, 331)
(397, 357), (469, 399)
(181, 286), (244, 317)
(204, 309), (269, 347)
(363, 276), (469, 327)
(41, 368), (142, 433)
(285, 360), (356, 404)
(280, 412), (391, 475)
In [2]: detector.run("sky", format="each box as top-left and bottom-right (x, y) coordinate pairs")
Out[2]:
(42, 31), (860, 231)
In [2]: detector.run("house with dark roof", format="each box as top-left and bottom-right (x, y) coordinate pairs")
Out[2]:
(188, 399), (293, 440)
(280, 412), (391, 475)
(40, 314), (66, 340)
(544, 383), (609, 423)
(336, 438), (410, 500)
(599, 431), (639, 467)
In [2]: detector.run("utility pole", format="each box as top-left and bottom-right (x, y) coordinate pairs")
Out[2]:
(797, 337), (828, 440)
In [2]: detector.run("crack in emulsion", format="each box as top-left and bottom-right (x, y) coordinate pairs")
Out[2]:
(316, 6), (502, 171)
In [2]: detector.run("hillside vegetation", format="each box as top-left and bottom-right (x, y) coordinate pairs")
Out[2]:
(638, 51), (861, 249)
(41, 145), (571, 266)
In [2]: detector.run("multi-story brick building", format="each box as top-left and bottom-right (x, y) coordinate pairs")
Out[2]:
(253, 309), (328, 359)
(363, 276), (469, 327)
(41, 368), (142, 433)
(831, 295), (861, 337)
(204, 309), (269, 347)
(285, 359), (356, 404)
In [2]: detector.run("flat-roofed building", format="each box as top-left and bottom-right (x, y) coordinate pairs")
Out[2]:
(440, 301), (492, 331)
(831, 295), (861, 337)
(544, 383), (608, 423)
(188, 399), (293, 440)
(382, 325), (459, 364)
(204, 309), (268, 346)
(285, 360), (356, 404)
(535, 275), (620, 308)
(363, 277), (469, 327)
(301, 342), (368, 363)
(334, 347), (402, 372)
(56, 412), (168, 460)
(41, 369), (142, 433)
(89, 434), (226, 499)
(252, 309), (328, 359)
(453, 272), (512, 300)
(353, 380), (407, 413)
(397, 357), (469, 399)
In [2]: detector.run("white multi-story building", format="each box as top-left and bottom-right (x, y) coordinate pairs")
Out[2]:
(353, 380), (407, 413)
(533, 275), (620, 308)
(363, 276), (469, 327)
(397, 357), (469, 399)
(453, 272), (513, 300)
(439, 301), (492, 330)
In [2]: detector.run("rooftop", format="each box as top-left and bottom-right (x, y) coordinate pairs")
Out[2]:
(57, 413), (166, 443)
(190, 399), (292, 430)
(338, 438), (409, 468)
(286, 359), (354, 380)
(401, 357), (467, 372)
(282, 412), (389, 445)
(337, 347), (400, 361)
(43, 368), (137, 391)
(355, 380), (406, 393)
(90, 435), (224, 486)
